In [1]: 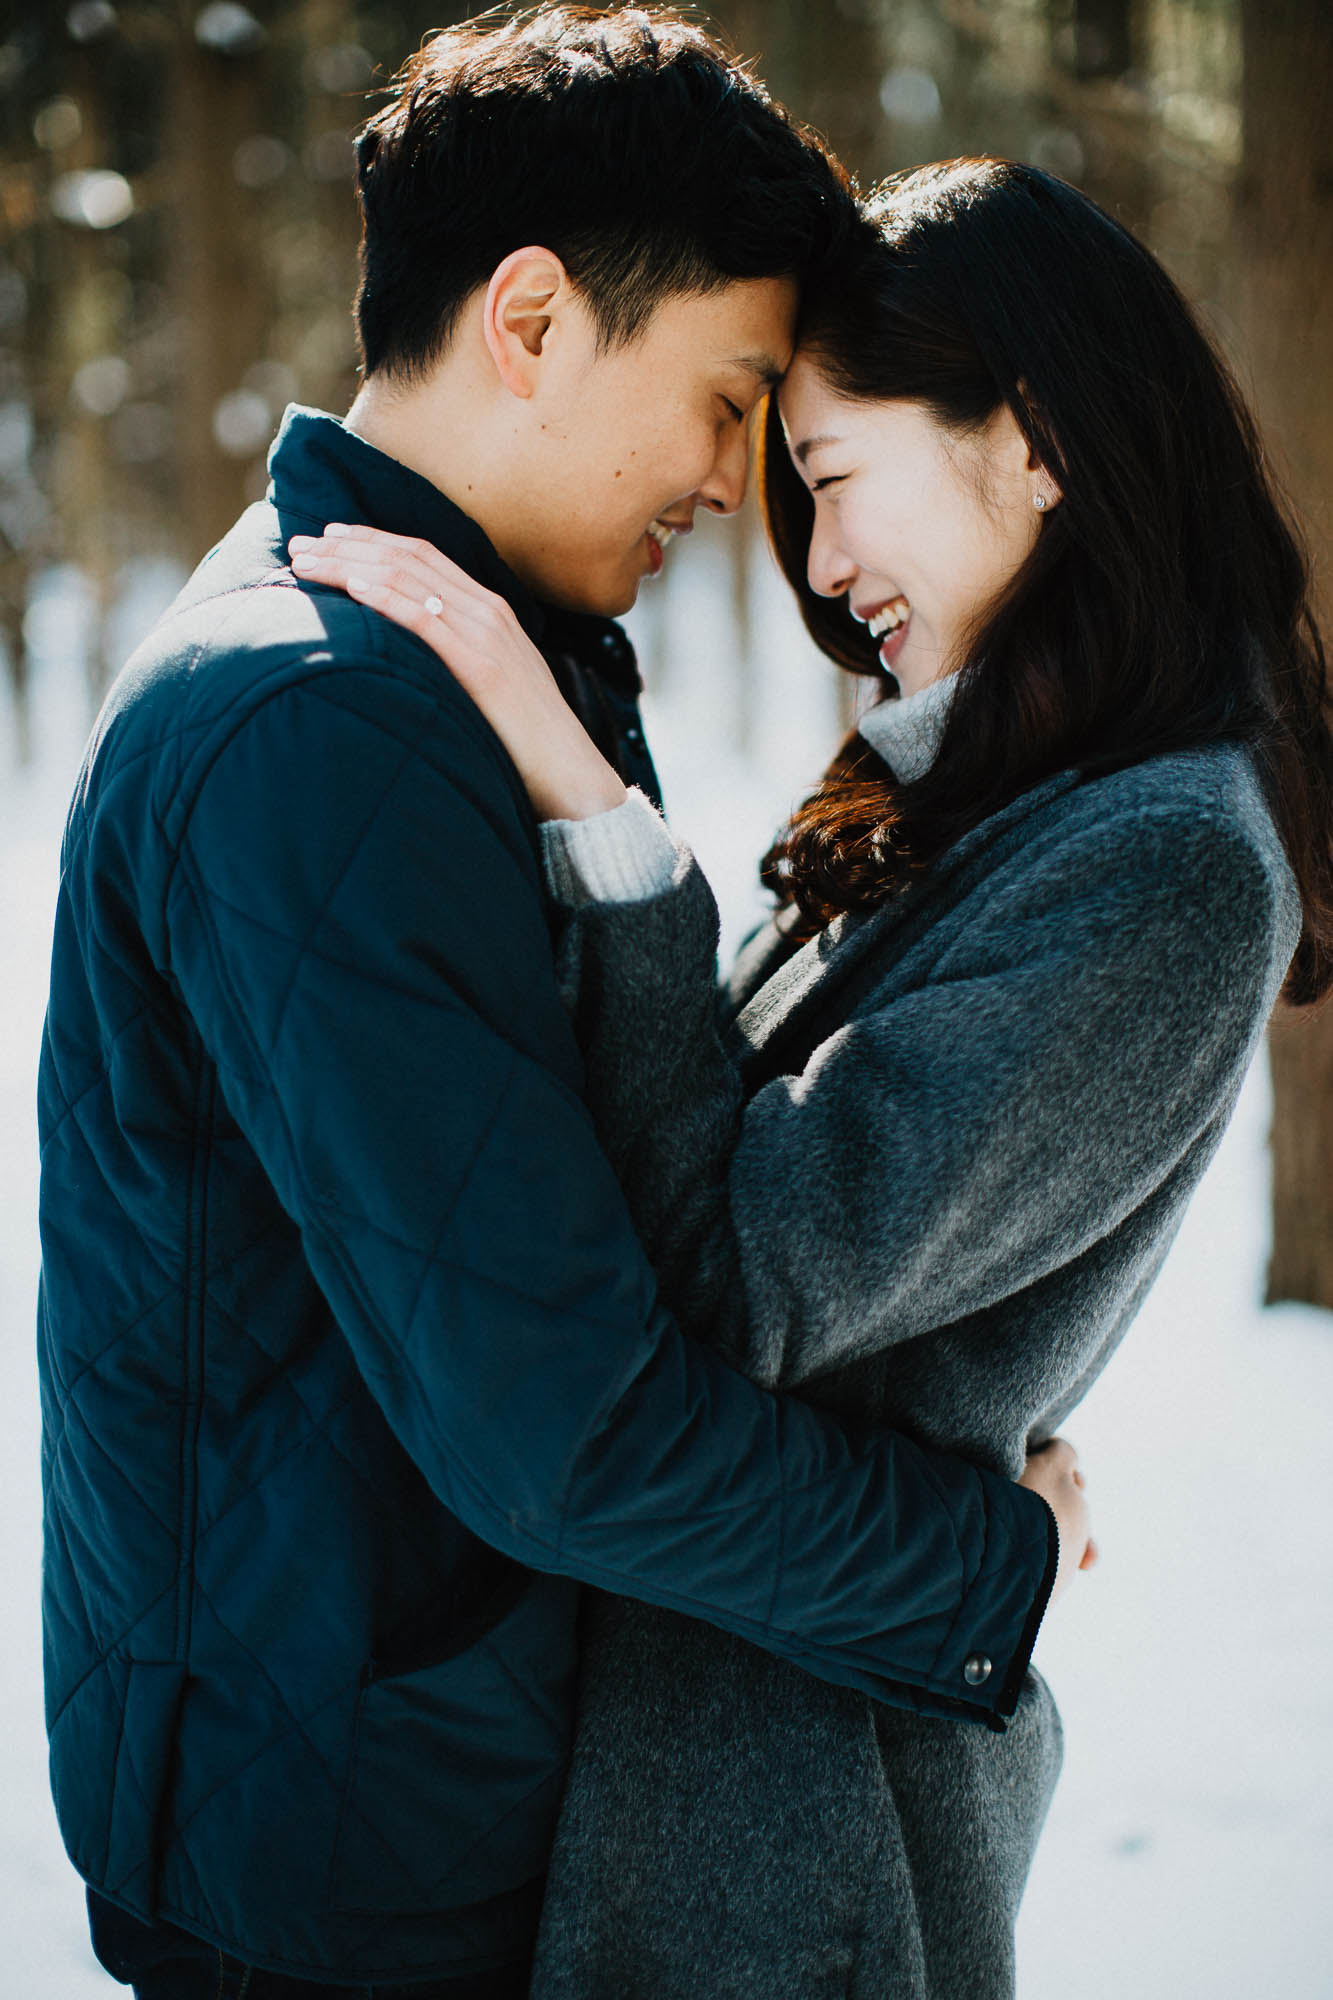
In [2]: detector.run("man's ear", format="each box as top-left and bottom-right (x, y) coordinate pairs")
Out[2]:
(481, 247), (571, 399)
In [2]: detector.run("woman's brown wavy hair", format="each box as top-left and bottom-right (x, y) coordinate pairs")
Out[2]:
(760, 158), (1333, 1005)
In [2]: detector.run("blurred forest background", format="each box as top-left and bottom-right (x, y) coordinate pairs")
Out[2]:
(0, 0), (1330, 1295)
(2, 8), (1332, 1994)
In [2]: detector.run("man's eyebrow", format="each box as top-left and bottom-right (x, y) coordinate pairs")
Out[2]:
(729, 352), (786, 389)
(792, 433), (843, 464)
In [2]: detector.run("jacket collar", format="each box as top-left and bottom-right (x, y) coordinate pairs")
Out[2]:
(725, 767), (1085, 1078)
(267, 406), (645, 695)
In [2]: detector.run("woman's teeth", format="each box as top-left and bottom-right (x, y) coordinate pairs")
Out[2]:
(647, 522), (674, 550)
(868, 596), (910, 640)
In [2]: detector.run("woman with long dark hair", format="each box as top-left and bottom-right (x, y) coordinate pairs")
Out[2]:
(290, 158), (1331, 1997)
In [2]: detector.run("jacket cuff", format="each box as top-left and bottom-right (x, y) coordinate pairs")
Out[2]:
(992, 1494), (1060, 1723)
(926, 1475), (1060, 1731)
(540, 787), (679, 908)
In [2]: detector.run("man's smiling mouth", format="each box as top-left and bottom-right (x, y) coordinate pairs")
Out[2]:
(647, 514), (693, 549)
(644, 516), (694, 576)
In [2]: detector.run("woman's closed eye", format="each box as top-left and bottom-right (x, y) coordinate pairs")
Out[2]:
(811, 473), (847, 493)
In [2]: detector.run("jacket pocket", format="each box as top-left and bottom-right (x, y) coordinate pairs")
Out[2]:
(331, 1568), (579, 1916)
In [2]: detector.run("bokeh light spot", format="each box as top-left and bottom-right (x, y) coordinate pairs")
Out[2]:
(0, 400), (34, 476)
(212, 389), (273, 458)
(878, 68), (941, 126)
(1029, 127), (1087, 183)
(72, 356), (131, 418)
(51, 170), (134, 230)
(113, 402), (171, 465)
(303, 131), (355, 182)
(34, 98), (84, 152)
(194, 4), (265, 55)
(305, 44), (373, 94)
(0, 265), (26, 335)
(243, 359), (299, 413)
(233, 135), (290, 189)
(67, 1), (117, 41)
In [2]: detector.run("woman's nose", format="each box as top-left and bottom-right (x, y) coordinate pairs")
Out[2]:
(807, 519), (855, 600)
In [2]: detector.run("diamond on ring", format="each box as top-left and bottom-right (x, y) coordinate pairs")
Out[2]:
(424, 594), (444, 617)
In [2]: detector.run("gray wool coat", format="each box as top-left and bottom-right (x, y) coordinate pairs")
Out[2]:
(527, 744), (1300, 2000)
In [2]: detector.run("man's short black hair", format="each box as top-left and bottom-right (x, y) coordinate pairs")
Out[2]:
(353, 3), (855, 377)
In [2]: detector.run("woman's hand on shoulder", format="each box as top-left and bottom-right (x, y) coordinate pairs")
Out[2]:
(1019, 1435), (1098, 1605)
(287, 523), (628, 824)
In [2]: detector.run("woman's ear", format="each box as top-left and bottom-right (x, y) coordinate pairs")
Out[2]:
(1014, 378), (1064, 513)
(481, 246), (571, 399)
(1030, 460), (1063, 514)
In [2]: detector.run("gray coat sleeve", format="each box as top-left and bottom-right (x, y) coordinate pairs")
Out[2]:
(554, 806), (1285, 1390)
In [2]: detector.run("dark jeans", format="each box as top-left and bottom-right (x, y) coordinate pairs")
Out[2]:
(87, 1893), (531, 2000)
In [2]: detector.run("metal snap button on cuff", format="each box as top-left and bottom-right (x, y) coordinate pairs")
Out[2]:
(963, 1653), (992, 1685)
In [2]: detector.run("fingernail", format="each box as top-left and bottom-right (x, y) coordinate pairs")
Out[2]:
(287, 534), (315, 551)
(324, 522), (349, 535)
(290, 552), (316, 569)
(347, 574), (370, 593)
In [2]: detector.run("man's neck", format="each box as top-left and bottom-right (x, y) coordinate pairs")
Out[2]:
(344, 373), (468, 510)
(344, 367), (536, 594)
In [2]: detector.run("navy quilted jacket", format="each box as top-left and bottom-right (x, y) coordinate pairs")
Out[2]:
(37, 408), (1056, 1985)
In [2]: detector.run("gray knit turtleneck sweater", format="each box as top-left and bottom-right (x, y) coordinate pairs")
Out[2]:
(856, 671), (958, 783)
(541, 674), (961, 907)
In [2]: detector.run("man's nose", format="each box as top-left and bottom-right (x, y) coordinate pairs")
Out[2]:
(698, 423), (750, 517)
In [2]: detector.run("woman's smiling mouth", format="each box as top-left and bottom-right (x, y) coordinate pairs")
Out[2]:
(856, 594), (912, 669)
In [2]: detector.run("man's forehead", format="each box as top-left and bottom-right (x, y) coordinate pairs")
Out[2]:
(643, 275), (797, 372)
(728, 350), (787, 388)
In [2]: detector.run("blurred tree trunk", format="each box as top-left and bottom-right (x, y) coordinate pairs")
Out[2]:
(1067, 0), (1133, 80)
(40, 36), (124, 703)
(1231, 0), (1333, 1309)
(167, 19), (268, 560)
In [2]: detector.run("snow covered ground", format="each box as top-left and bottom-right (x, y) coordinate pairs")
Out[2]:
(2, 549), (1331, 1996)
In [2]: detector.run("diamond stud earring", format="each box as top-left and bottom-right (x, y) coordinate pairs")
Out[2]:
(1033, 492), (1048, 511)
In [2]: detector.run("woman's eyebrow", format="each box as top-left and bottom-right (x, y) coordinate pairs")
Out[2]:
(792, 433), (843, 464)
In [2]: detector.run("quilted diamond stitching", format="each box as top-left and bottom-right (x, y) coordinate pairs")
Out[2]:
(184, 893), (511, 1017)
(160, 1633), (353, 1850)
(39, 995), (160, 1154)
(400, 1055), (518, 1344)
(44, 1580), (177, 1736)
(187, 1281), (449, 1579)
(190, 1388), (359, 1548)
(40, 1095), (177, 1301)
(42, 1206), (293, 1470)
(106, 1706), (158, 1897)
(42, 1507), (118, 1703)
(422, 1768), (560, 1905)
(51, 1395), (178, 1543)
(50, 1281), (180, 1410)
(55, 708), (216, 867)
(260, 735), (423, 1065)
(188, 1578), (347, 1797)
(158, 647), (448, 935)
(293, 670), (502, 776)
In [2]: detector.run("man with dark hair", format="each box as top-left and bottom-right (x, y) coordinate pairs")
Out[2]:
(39, 9), (1066, 1996)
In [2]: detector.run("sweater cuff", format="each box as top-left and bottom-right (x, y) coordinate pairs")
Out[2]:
(540, 787), (679, 908)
